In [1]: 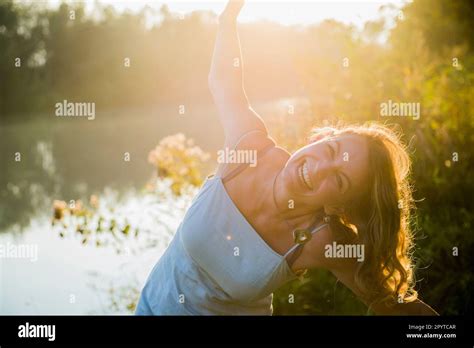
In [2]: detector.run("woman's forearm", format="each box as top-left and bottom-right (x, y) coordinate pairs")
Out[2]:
(207, 1), (268, 141)
(372, 299), (439, 316)
(330, 262), (439, 316)
(208, 9), (248, 103)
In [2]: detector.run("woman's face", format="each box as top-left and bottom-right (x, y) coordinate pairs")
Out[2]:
(281, 134), (370, 214)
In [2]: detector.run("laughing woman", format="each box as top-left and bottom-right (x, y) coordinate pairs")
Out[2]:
(135, 0), (438, 315)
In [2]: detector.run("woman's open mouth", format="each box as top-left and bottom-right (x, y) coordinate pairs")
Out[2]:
(297, 160), (313, 190)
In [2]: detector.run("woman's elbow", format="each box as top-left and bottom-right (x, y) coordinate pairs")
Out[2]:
(208, 73), (230, 90)
(208, 74), (243, 99)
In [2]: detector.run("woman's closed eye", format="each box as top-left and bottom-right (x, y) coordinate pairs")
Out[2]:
(326, 143), (344, 191)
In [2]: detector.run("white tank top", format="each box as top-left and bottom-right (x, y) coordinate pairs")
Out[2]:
(135, 131), (328, 315)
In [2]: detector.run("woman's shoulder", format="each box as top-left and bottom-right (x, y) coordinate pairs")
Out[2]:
(216, 128), (278, 178)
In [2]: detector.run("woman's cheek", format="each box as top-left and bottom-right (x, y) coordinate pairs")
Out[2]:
(315, 180), (330, 199)
(319, 180), (340, 203)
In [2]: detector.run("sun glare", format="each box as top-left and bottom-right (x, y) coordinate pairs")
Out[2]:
(43, 0), (406, 27)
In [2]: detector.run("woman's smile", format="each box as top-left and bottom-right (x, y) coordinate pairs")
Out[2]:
(285, 156), (320, 196)
(297, 160), (314, 191)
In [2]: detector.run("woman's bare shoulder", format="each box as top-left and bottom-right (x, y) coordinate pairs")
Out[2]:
(216, 129), (278, 177)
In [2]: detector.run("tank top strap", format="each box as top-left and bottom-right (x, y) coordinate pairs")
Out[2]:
(220, 129), (274, 184)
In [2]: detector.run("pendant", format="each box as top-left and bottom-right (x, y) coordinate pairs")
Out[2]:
(293, 229), (312, 245)
(295, 268), (308, 279)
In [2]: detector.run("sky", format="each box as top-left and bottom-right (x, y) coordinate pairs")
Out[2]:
(40, 0), (408, 28)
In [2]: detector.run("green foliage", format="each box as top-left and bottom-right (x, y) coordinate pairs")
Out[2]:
(271, 0), (474, 315)
(274, 269), (369, 315)
(0, 2), (216, 116)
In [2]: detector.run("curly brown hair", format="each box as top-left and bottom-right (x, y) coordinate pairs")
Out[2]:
(309, 123), (418, 309)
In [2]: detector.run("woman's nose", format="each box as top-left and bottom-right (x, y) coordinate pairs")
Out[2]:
(313, 160), (334, 180)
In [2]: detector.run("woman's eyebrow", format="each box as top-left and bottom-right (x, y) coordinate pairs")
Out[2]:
(335, 139), (353, 192)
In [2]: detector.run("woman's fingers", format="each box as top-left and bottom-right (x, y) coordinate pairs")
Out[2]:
(220, 0), (245, 21)
(225, 0), (245, 14)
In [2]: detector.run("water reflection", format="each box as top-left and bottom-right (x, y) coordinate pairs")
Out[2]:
(0, 115), (208, 313)
(1, 140), (60, 231)
(0, 182), (195, 314)
(0, 105), (224, 232)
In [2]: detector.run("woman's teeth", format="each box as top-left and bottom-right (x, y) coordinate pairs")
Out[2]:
(298, 161), (313, 190)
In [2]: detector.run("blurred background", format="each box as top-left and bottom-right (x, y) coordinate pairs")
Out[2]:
(0, 0), (472, 315)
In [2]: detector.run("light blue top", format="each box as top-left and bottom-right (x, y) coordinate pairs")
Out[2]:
(135, 132), (328, 315)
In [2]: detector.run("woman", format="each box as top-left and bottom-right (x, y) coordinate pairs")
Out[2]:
(135, 0), (438, 315)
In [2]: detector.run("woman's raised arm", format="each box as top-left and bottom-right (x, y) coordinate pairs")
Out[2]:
(208, 0), (268, 145)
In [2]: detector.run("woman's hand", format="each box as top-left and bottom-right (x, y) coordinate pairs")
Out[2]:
(219, 0), (245, 23)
